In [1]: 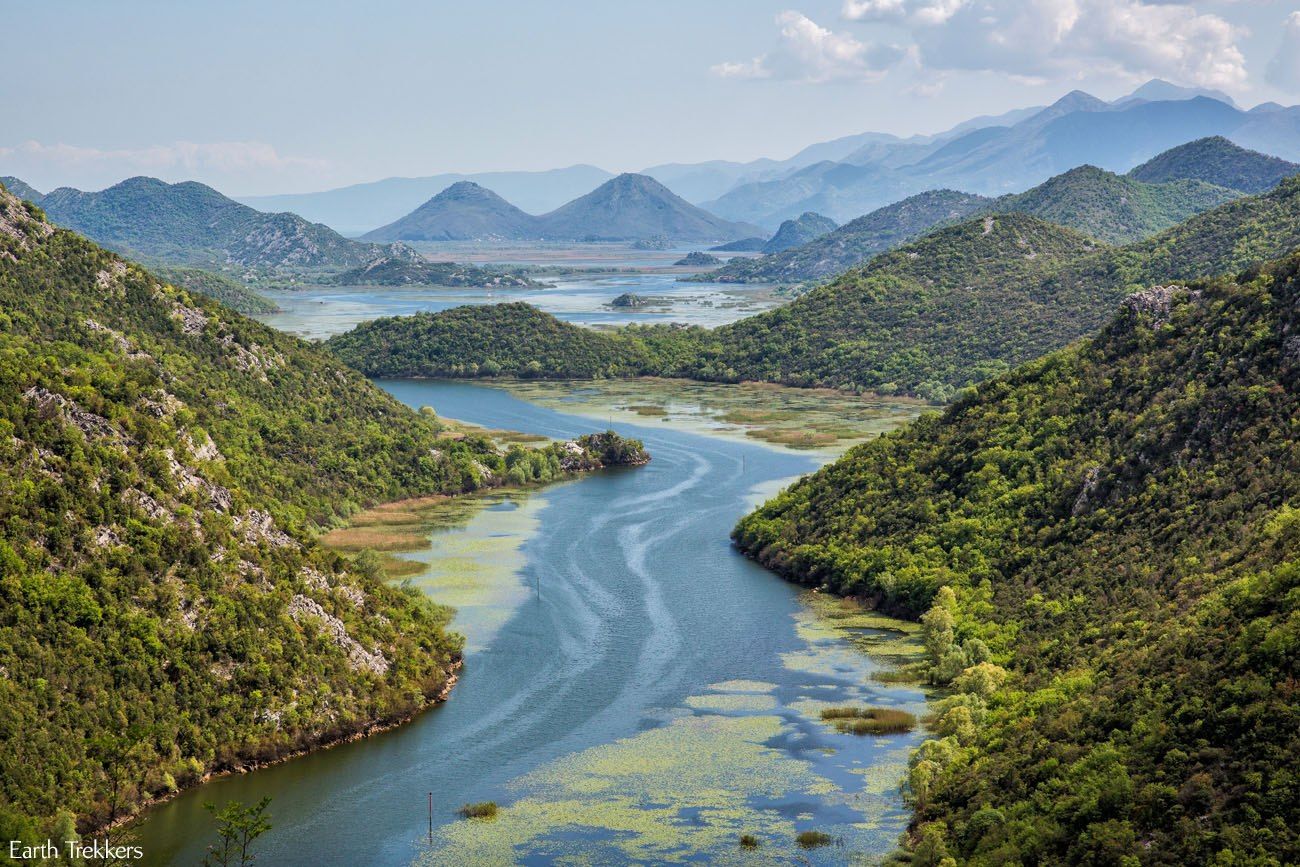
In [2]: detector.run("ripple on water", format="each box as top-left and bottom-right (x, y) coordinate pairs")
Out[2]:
(421, 594), (930, 865)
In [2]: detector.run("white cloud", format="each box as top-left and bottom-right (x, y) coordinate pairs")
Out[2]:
(710, 57), (771, 79)
(840, 0), (1246, 89)
(712, 11), (905, 83)
(1266, 12), (1300, 92)
(0, 140), (329, 194)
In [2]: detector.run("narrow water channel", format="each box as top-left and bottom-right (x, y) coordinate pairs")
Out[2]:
(135, 380), (927, 866)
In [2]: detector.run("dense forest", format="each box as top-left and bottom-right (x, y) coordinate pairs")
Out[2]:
(699, 143), (1265, 286)
(331, 175), (1300, 403)
(1127, 136), (1300, 194)
(150, 265), (280, 316)
(734, 254), (1300, 864)
(0, 182), (645, 844)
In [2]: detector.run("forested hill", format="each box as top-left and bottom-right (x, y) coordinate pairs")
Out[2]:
(702, 159), (1240, 285)
(330, 214), (1107, 401)
(30, 176), (395, 270)
(711, 213), (1106, 400)
(330, 175), (1300, 402)
(1127, 136), (1299, 193)
(732, 254), (1300, 864)
(0, 183), (643, 839)
(986, 164), (1237, 244)
(698, 189), (989, 285)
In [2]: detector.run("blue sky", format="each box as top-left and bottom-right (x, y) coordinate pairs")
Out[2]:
(5, 0), (1299, 195)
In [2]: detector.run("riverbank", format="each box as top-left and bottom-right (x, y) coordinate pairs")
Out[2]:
(131, 381), (929, 866)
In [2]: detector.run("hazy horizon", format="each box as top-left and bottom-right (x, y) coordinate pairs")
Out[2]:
(6, 0), (1300, 197)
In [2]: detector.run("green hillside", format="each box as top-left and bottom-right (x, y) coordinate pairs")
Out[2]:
(702, 162), (1240, 286)
(987, 164), (1239, 244)
(151, 265), (280, 316)
(1128, 136), (1299, 193)
(732, 255), (1300, 865)
(336, 174), (1300, 404)
(328, 302), (716, 380)
(699, 190), (989, 284)
(36, 176), (391, 270)
(710, 214), (1105, 400)
(330, 254), (538, 287)
(0, 183), (644, 839)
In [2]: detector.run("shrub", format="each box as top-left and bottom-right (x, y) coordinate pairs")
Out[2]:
(796, 830), (833, 849)
(458, 801), (498, 819)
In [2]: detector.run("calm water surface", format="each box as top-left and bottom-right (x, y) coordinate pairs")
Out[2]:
(135, 382), (926, 865)
(258, 272), (780, 340)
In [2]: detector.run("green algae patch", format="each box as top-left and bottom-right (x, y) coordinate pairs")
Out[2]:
(786, 593), (928, 681)
(424, 713), (816, 864)
(707, 679), (778, 693)
(489, 378), (926, 455)
(685, 693), (780, 713)
(324, 489), (547, 651)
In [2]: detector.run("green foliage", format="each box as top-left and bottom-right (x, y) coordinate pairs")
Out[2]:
(326, 302), (720, 381)
(458, 801), (498, 819)
(332, 176), (1300, 404)
(699, 189), (989, 285)
(734, 252), (1300, 864)
(151, 266), (280, 316)
(0, 186), (643, 837)
(820, 707), (916, 734)
(330, 255), (537, 288)
(796, 830), (833, 849)
(1128, 136), (1299, 194)
(202, 797), (272, 867)
(988, 165), (1238, 244)
(738, 833), (760, 850)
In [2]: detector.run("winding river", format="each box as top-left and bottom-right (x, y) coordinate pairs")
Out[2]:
(135, 381), (928, 865)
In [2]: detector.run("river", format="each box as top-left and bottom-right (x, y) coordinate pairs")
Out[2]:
(134, 380), (927, 865)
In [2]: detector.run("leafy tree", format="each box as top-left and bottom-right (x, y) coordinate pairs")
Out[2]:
(202, 797), (272, 867)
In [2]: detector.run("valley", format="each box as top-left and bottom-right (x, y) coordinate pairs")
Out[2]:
(6, 21), (1300, 863)
(131, 380), (931, 866)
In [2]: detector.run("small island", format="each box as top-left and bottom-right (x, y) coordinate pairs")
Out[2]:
(674, 251), (722, 267)
(332, 255), (540, 288)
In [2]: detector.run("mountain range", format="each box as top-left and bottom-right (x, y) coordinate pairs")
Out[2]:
(703, 137), (1292, 285)
(328, 163), (1300, 404)
(703, 85), (1300, 227)
(240, 164), (614, 236)
(365, 173), (763, 244)
(227, 80), (1287, 237)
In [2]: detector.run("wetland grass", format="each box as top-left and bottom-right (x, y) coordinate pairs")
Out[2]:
(796, 830), (833, 849)
(458, 801), (499, 819)
(820, 706), (916, 735)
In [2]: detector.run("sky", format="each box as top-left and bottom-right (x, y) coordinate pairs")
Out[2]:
(5, 0), (1300, 196)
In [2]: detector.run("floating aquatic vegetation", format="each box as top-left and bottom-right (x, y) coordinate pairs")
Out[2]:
(490, 378), (924, 455)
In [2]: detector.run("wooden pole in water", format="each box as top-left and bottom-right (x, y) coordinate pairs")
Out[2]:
(428, 791), (433, 844)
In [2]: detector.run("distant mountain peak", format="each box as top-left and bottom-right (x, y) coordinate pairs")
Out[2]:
(1117, 78), (1236, 108)
(363, 180), (537, 242)
(538, 173), (761, 243)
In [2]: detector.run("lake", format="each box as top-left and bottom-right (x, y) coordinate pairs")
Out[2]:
(133, 380), (928, 865)
(257, 247), (781, 341)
